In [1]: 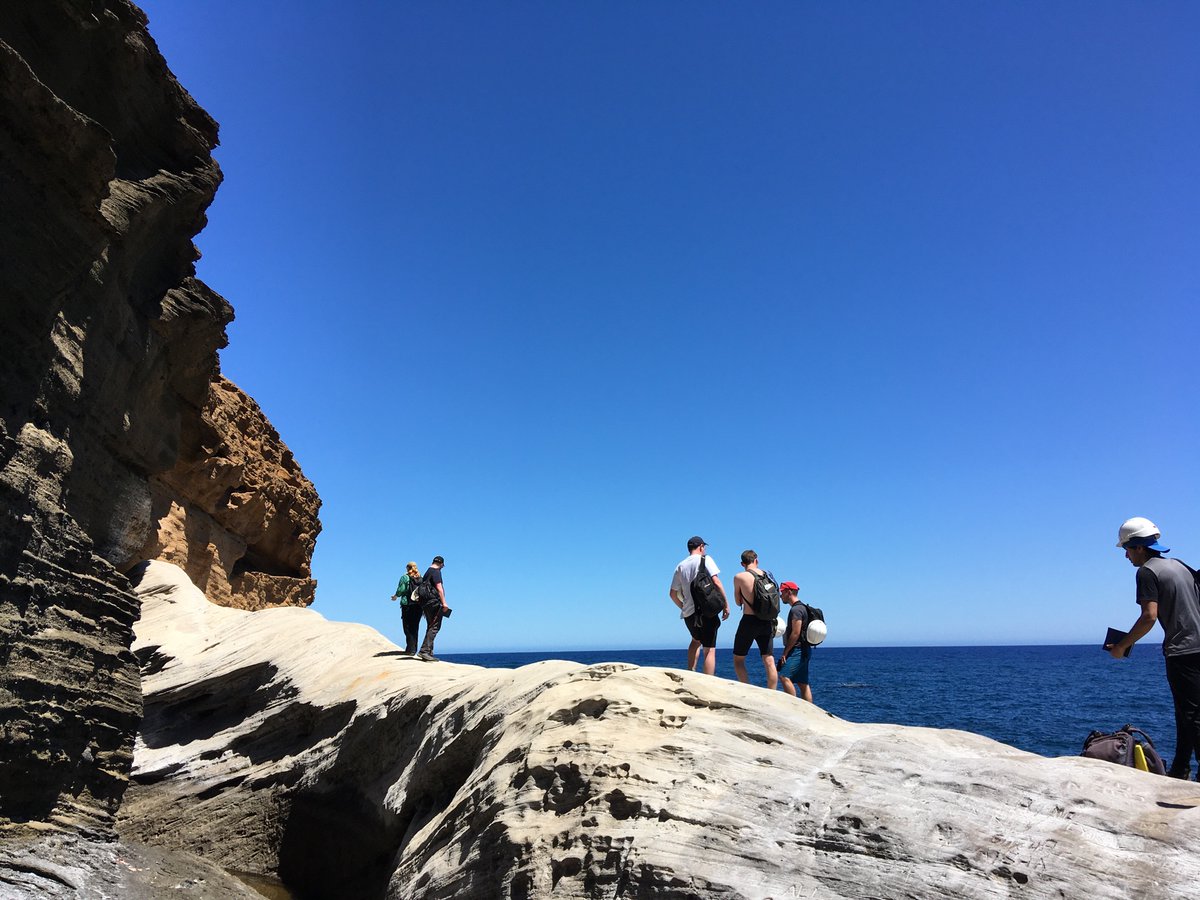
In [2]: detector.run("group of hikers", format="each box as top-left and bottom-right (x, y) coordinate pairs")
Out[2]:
(670, 536), (825, 702)
(389, 555), (451, 661)
(384, 517), (1200, 783)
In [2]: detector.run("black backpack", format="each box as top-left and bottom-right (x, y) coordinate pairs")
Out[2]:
(1080, 725), (1166, 775)
(690, 556), (724, 618)
(405, 574), (424, 605)
(751, 570), (780, 621)
(800, 604), (825, 645)
(417, 572), (439, 605)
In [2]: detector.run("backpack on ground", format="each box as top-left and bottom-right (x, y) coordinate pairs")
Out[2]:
(751, 570), (780, 621)
(801, 604), (826, 646)
(690, 555), (725, 618)
(1080, 725), (1166, 775)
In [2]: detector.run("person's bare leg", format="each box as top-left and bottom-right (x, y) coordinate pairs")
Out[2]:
(780, 677), (797, 696)
(733, 654), (749, 683)
(701, 646), (716, 675)
(800, 682), (812, 703)
(687, 639), (701, 671)
(762, 654), (778, 691)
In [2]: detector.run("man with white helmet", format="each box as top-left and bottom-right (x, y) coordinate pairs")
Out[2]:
(1108, 517), (1200, 779)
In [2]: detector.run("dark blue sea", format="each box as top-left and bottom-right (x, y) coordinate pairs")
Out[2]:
(441, 645), (1178, 761)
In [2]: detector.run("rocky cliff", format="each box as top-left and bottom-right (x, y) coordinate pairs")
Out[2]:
(0, 0), (318, 841)
(118, 562), (1200, 900)
(139, 374), (321, 611)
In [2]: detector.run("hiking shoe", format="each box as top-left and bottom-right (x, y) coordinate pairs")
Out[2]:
(417, 651), (437, 662)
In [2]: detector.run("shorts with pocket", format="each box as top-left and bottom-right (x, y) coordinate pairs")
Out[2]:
(685, 612), (720, 648)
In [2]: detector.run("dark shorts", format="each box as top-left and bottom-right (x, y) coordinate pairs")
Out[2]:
(733, 615), (774, 657)
(780, 645), (811, 684)
(685, 612), (720, 648)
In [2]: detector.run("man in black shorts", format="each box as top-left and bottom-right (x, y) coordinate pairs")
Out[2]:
(731, 549), (779, 689)
(669, 536), (729, 675)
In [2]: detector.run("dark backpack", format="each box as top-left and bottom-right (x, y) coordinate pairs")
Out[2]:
(751, 570), (780, 621)
(417, 572), (440, 605)
(800, 604), (825, 646)
(1080, 725), (1166, 775)
(690, 555), (724, 618)
(404, 574), (423, 605)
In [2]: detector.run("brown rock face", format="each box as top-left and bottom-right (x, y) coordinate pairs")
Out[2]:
(0, 0), (319, 837)
(140, 375), (321, 610)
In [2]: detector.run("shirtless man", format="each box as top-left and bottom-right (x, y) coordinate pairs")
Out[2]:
(731, 550), (779, 689)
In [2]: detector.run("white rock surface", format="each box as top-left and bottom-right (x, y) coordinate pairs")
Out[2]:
(121, 561), (1200, 899)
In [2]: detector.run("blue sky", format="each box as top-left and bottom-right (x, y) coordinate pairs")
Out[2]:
(137, 1), (1198, 652)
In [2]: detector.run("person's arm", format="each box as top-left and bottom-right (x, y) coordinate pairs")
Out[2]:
(782, 617), (803, 660)
(391, 574), (406, 601)
(670, 588), (684, 609)
(437, 579), (448, 611)
(732, 572), (748, 611)
(711, 575), (730, 619)
(1108, 601), (1157, 658)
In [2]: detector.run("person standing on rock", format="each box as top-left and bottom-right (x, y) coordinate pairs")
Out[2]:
(670, 536), (729, 675)
(1107, 518), (1200, 780)
(731, 550), (779, 690)
(418, 555), (451, 662)
(390, 561), (424, 655)
(778, 582), (814, 702)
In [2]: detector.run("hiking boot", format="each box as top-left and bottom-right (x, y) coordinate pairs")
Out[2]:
(417, 651), (437, 662)
(1167, 768), (1190, 780)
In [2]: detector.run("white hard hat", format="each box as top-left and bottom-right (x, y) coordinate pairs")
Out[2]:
(774, 617), (787, 638)
(806, 619), (827, 646)
(1117, 517), (1159, 548)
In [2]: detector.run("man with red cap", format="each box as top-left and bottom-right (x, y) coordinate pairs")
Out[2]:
(778, 582), (814, 702)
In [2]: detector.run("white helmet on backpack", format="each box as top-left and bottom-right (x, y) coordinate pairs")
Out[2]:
(806, 619), (827, 646)
(1116, 517), (1160, 548)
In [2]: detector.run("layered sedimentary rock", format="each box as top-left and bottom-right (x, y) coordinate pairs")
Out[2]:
(122, 562), (1200, 900)
(139, 375), (321, 611)
(0, 0), (318, 842)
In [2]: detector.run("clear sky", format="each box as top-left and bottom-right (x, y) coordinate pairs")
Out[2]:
(136, 1), (1198, 652)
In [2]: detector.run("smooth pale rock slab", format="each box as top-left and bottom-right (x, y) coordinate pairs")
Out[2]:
(121, 562), (1200, 899)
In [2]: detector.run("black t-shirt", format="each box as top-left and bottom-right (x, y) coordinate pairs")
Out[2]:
(423, 566), (443, 602)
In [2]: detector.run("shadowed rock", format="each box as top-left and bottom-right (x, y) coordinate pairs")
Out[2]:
(0, 0), (318, 846)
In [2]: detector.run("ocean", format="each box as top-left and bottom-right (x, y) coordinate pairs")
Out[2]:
(441, 644), (1178, 761)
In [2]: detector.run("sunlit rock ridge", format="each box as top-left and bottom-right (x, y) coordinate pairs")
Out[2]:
(121, 562), (1200, 899)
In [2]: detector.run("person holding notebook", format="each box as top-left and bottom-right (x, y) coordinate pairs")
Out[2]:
(1107, 517), (1200, 780)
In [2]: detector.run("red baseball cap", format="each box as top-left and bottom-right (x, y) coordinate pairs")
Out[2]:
(780, 581), (799, 592)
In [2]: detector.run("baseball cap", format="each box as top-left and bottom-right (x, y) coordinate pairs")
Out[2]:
(686, 536), (707, 551)
(780, 581), (799, 592)
(1123, 536), (1171, 553)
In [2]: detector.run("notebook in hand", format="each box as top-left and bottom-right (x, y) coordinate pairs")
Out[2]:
(1104, 627), (1131, 657)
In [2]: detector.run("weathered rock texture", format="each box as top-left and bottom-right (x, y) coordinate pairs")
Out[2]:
(0, 0), (318, 842)
(139, 374), (321, 611)
(122, 562), (1200, 900)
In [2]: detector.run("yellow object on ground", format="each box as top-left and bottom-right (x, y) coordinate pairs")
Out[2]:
(1133, 743), (1149, 772)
